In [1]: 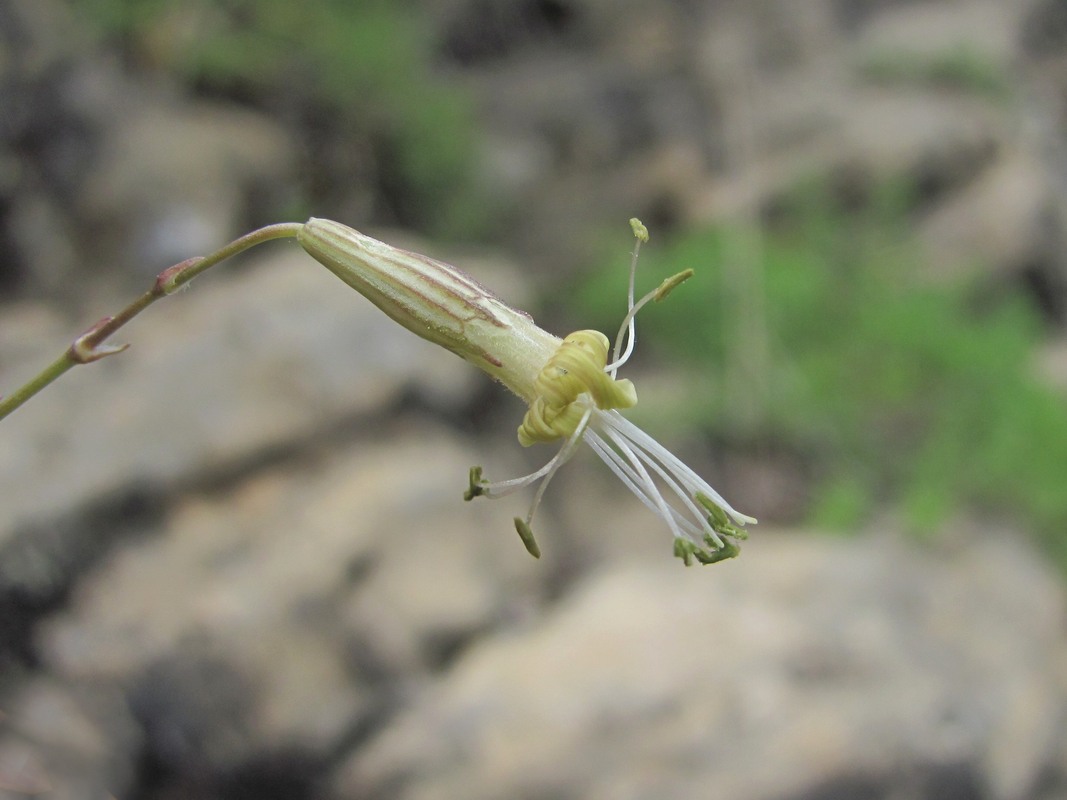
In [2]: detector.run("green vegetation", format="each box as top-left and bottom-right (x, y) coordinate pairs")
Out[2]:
(573, 182), (1067, 564)
(860, 44), (1013, 100)
(79, 0), (487, 237)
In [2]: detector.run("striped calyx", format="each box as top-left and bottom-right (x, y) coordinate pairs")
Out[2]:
(297, 218), (559, 401)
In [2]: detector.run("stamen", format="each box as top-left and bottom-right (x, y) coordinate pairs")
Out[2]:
(466, 459), (556, 500)
(483, 462), (554, 496)
(601, 424), (687, 543)
(468, 406), (593, 560)
(602, 410), (757, 527)
(653, 269), (694, 301)
(513, 518), (541, 559)
(607, 221), (646, 377)
(622, 433), (726, 548)
(464, 466), (487, 500)
(602, 217), (692, 377)
(584, 429), (704, 539)
(696, 493), (750, 541)
(629, 218), (649, 243)
(604, 270), (694, 376)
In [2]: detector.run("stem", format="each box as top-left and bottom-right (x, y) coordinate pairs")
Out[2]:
(0, 222), (303, 422)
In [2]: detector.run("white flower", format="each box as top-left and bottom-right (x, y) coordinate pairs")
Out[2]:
(298, 217), (755, 564)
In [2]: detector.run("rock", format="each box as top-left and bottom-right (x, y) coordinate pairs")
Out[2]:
(1037, 334), (1067, 391)
(0, 0), (105, 297)
(0, 0), (298, 302)
(840, 90), (1003, 193)
(78, 98), (296, 284)
(1021, 0), (1067, 60)
(335, 526), (1067, 800)
(918, 150), (1058, 281)
(0, 677), (140, 800)
(854, 0), (1028, 70)
(33, 420), (541, 781)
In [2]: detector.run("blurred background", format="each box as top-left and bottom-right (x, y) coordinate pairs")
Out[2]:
(2, 0), (1067, 798)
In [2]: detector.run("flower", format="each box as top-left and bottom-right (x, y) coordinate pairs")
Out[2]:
(298, 217), (755, 565)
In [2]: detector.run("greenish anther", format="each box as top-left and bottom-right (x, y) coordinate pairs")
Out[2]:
(464, 466), (487, 501)
(697, 492), (750, 540)
(654, 269), (695, 302)
(629, 217), (649, 243)
(513, 517), (542, 559)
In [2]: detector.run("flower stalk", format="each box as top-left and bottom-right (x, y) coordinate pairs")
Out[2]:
(0, 223), (302, 421)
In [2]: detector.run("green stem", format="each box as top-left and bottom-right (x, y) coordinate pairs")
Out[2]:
(0, 222), (303, 422)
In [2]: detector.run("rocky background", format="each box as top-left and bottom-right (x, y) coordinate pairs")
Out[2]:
(3, 1), (1067, 799)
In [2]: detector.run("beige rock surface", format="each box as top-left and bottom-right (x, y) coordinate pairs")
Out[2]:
(338, 526), (1067, 800)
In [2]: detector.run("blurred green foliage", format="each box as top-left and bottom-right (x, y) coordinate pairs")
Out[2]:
(860, 44), (1013, 100)
(78, 0), (487, 237)
(573, 181), (1067, 563)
